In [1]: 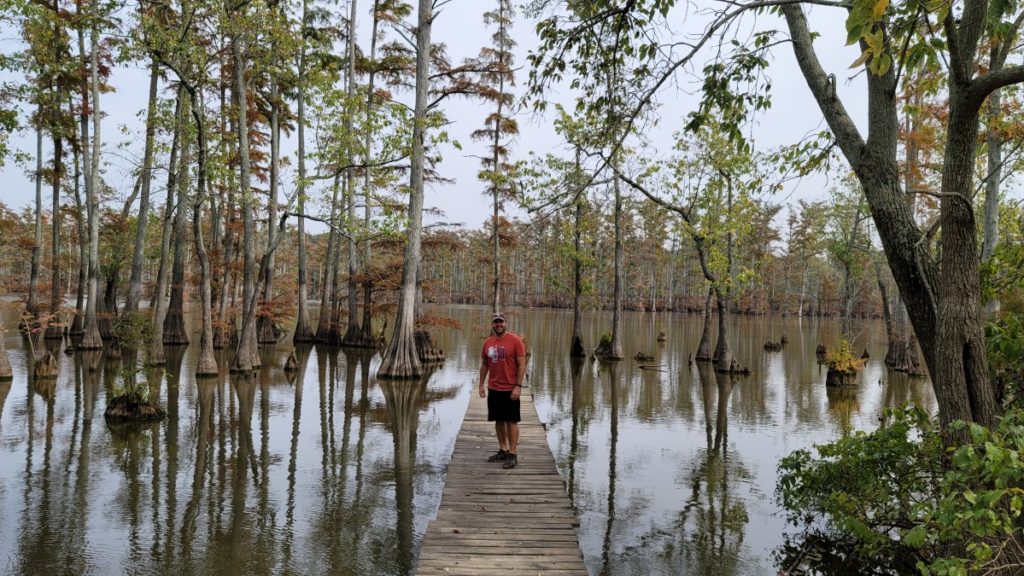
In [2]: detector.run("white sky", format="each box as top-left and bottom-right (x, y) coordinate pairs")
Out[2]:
(0, 1), (866, 232)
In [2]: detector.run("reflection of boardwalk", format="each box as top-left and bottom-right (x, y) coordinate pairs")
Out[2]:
(416, 392), (587, 575)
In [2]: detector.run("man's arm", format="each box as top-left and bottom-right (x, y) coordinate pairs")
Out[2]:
(511, 349), (527, 400)
(478, 358), (489, 398)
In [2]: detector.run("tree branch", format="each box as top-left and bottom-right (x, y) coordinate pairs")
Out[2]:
(781, 4), (867, 165)
(967, 65), (1024, 109)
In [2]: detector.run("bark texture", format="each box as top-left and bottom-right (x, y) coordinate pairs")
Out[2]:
(377, 0), (432, 379)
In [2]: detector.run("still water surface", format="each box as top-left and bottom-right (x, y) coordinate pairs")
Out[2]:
(0, 306), (935, 575)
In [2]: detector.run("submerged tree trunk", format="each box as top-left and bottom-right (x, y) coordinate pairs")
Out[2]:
(43, 129), (62, 339)
(190, 97), (217, 377)
(875, 260), (899, 364)
(257, 81), (280, 344)
(695, 287), (714, 362)
(98, 274), (117, 339)
(163, 106), (191, 346)
(713, 289), (741, 373)
(293, 0), (313, 344)
(570, 195), (585, 358)
(377, 0), (432, 379)
(70, 143), (86, 337)
(358, 1), (383, 346)
(124, 59), (160, 315)
(596, 175), (624, 360)
(341, 0), (363, 347)
(315, 174), (341, 343)
(79, 24), (104, 350)
(148, 86), (185, 365)
(231, 21), (261, 372)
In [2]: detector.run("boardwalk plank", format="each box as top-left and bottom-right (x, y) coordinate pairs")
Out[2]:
(415, 391), (587, 576)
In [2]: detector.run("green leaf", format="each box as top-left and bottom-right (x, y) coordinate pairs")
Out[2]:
(903, 524), (928, 548)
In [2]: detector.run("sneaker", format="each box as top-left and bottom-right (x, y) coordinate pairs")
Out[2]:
(487, 449), (508, 462)
(502, 454), (518, 469)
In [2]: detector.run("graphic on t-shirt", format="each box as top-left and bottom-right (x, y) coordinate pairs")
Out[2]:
(487, 345), (508, 363)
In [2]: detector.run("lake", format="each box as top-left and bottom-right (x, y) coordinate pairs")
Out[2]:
(0, 305), (935, 575)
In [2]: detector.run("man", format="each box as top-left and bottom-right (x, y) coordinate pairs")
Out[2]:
(478, 313), (527, 469)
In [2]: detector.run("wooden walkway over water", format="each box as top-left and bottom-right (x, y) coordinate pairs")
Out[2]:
(415, 391), (588, 576)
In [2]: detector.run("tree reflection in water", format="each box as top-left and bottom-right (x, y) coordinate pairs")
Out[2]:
(599, 360), (620, 576)
(380, 370), (429, 575)
(667, 362), (749, 576)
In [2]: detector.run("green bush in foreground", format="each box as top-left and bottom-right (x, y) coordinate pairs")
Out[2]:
(778, 405), (1024, 575)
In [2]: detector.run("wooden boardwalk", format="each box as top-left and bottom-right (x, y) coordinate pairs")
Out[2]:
(415, 391), (588, 576)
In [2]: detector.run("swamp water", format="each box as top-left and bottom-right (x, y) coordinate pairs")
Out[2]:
(0, 305), (935, 575)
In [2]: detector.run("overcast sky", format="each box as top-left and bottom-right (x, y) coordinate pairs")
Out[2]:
(0, 1), (871, 232)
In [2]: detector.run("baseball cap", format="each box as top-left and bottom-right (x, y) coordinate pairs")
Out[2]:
(491, 313), (506, 322)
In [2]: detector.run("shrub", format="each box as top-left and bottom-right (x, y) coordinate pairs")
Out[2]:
(778, 405), (1024, 575)
(825, 336), (865, 375)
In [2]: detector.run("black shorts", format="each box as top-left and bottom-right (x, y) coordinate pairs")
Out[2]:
(487, 389), (521, 422)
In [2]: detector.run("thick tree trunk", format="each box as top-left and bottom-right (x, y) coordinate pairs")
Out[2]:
(79, 25), (104, 351)
(231, 25), (261, 372)
(784, 4), (1000, 434)
(148, 86), (185, 365)
(713, 290), (741, 373)
(190, 100), (218, 377)
(124, 59), (160, 315)
(163, 112), (191, 346)
(695, 287), (714, 362)
(377, 0), (431, 379)
(932, 94), (1000, 431)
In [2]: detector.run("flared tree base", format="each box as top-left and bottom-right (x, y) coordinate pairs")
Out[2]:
(570, 335), (586, 358)
(594, 341), (624, 361)
(257, 316), (280, 344)
(104, 394), (166, 423)
(826, 368), (857, 387)
(34, 351), (59, 379)
(415, 330), (445, 363)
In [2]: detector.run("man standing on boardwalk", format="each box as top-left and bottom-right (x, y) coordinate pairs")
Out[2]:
(478, 313), (527, 469)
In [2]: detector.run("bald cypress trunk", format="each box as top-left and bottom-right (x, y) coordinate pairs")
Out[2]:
(231, 21), (261, 372)
(570, 194), (585, 358)
(292, 0), (314, 344)
(43, 126), (62, 339)
(163, 99), (191, 346)
(79, 23), (103, 350)
(377, 0), (431, 379)
(695, 287), (714, 362)
(124, 59), (159, 315)
(315, 174), (341, 343)
(148, 86), (185, 365)
(257, 83), (280, 344)
(27, 119), (43, 321)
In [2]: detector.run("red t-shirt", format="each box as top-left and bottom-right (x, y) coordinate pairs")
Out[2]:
(481, 332), (526, 392)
